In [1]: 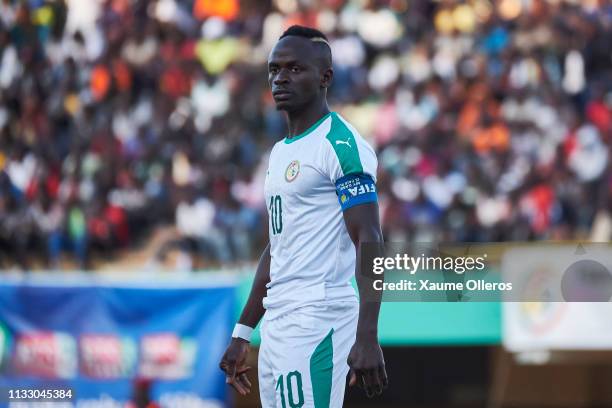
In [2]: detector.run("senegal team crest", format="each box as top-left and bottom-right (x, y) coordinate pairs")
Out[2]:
(285, 160), (300, 182)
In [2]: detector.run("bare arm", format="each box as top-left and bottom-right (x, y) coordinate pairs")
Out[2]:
(238, 242), (271, 328)
(343, 202), (388, 397)
(219, 242), (271, 395)
(344, 203), (384, 338)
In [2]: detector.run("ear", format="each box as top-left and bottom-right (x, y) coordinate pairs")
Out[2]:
(321, 67), (334, 89)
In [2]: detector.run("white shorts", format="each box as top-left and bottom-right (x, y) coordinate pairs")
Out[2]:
(258, 301), (359, 408)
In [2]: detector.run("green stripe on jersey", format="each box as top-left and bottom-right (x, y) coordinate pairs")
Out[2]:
(326, 113), (363, 175)
(310, 329), (334, 408)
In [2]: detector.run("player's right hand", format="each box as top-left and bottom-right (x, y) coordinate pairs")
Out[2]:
(219, 337), (252, 395)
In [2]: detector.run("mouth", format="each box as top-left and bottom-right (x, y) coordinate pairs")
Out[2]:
(272, 90), (292, 100)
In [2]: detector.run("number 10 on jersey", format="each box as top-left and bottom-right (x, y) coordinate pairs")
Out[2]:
(269, 195), (283, 235)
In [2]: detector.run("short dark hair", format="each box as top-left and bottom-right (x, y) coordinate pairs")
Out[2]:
(278, 25), (332, 67)
(279, 25), (328, 42)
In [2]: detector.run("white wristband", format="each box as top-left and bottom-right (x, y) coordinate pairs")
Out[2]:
(232, 323), (254, 342)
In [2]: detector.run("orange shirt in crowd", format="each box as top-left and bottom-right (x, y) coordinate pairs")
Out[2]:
(91, 65), (111, 101)
(472, 122), (510, 153)
(193, 0), (238, 20)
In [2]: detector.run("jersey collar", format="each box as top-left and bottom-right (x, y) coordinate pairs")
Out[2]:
(284, 112), (332, 144)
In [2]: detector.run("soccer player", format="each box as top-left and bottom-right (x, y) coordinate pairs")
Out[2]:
(219, 25), (387, 407)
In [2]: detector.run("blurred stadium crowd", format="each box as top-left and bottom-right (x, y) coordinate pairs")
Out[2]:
(0, 0), (611, 270)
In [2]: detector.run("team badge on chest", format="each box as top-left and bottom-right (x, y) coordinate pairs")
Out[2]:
(285, 160), (300, 182)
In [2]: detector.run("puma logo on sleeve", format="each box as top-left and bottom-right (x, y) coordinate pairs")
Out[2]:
(335, 138), (351, 148)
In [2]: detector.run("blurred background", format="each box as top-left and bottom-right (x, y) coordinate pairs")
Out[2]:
(0, 0), (611, 407)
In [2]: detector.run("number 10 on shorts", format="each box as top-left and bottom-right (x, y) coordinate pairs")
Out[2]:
(276, 370), (304, 408)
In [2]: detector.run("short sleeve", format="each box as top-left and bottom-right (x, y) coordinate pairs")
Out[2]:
(321, 113), (378, 210)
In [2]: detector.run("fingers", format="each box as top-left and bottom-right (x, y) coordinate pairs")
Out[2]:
(236, 365), (252, 375)
(240, 372), (252, 388)
(372, 367), (383, 395)
(362, 369), (376, 398)
(349, 369), (368, 395)
(349, 370), (357, 387)
(219, 360), (236, 381)
(237, 366), (252, 389)
(218, 357), (233, 374)
(360, 372), (369, 395)
(231, 372), (252, 395)
(349, 367), (378, 397)
(226, 367), (252, 395)
(355, 370), (367, 390)
(347, 345), (387, 398)
(348, 367), (366, 390)
(226, 374), (249, 395)
(368, 367), (383, 397)
(354, 367), (385, 397)
(220, 359), (252, 396)
(225, 362), (244, 395)
(379, 365), (389, 389)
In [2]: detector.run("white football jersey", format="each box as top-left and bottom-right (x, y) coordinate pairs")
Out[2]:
(262, 112), (378, 320)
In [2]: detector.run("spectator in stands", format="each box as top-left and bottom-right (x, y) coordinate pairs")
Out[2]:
(30, 189), (64, 269)
(0, 0), (610, 270)
(152, 187), (229, 271)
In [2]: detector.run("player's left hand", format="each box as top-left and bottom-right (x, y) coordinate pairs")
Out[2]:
(347, 338), (388, 398)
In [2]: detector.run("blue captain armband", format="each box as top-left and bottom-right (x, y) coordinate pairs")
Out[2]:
(335, 173), (378, 211)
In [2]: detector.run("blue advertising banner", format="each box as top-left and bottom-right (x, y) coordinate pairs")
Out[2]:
(0, 274), (237, 408)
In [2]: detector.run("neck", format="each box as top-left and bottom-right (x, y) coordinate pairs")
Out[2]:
(285, 99), (330, 139)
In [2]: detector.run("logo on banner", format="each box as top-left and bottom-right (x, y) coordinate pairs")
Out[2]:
(13, 332), (77, 379)
(0, 282), (235, 405)
(138, 333), (197, 379)
(80, 334), (137, 379)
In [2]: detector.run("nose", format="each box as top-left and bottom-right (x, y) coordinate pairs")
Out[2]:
(273, 68), (290, 85)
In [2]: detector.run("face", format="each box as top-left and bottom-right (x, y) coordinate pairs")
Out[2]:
(268, 36), (331, 112)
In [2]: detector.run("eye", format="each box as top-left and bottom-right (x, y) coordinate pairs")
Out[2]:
(291, 66), (301, 73)
(269, 67), (279, 75)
